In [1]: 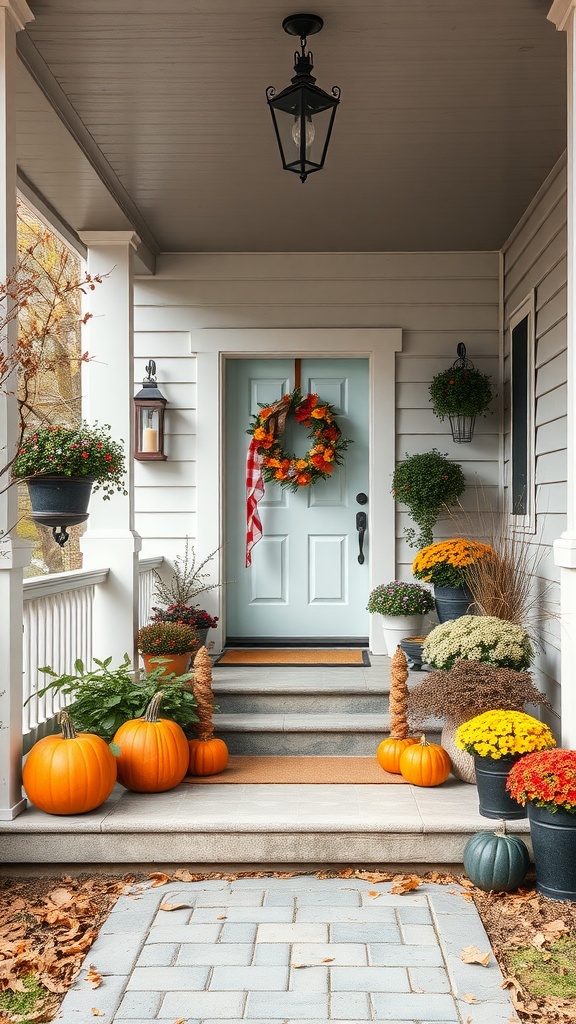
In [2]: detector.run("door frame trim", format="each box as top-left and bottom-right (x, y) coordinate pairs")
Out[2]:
(194, 328), (403, 655)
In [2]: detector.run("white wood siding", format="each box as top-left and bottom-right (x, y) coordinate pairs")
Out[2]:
(134, 251), (500, 620)
(502, 154), (567, 728)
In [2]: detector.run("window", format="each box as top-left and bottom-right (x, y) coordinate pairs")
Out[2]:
(508, 293), (535, 529)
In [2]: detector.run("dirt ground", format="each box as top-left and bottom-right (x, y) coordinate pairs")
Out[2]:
(0, 868), (575, 1024)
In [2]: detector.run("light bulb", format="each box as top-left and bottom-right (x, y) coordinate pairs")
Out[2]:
(292, 115), (315, 150)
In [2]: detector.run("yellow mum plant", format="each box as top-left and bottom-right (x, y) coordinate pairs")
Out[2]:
(456, 709), (556, 760)
(412, 538), (494, 589)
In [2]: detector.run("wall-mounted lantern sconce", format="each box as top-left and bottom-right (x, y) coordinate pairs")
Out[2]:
(266, 13), (340, 183)
(134, 360), (167, 460)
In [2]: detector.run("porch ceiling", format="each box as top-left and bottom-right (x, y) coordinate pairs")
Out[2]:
(15, 0), (566, 257)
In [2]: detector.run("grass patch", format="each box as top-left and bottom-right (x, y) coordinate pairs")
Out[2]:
(508, 937), (576, 999)
(0, 974), (48, 1022)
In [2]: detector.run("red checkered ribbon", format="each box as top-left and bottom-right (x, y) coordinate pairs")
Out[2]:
(246, 437), (264, 567)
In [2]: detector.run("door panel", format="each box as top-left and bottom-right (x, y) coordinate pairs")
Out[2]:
(225, 358), (369, 640)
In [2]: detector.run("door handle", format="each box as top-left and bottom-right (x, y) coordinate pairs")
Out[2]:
(356, 511), (367, 564)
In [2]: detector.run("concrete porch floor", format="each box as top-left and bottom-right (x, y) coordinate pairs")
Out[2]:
(0, 655), (531, 870)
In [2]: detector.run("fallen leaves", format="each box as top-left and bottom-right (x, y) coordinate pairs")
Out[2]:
(462, 993), (481, 1003)
(390, 875), (422, 895)
(85, 966), (102, 989)
(461, 945), (491, 966)
(159, 902), (192, 913)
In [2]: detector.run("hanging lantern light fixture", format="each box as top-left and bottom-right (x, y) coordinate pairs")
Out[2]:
(266, 13), (340, 183)
(134, 360), (168, 460)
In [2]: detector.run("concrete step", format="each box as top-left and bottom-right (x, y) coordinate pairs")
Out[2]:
(213, 712), (441, 756)
(212, 682), (388, 716)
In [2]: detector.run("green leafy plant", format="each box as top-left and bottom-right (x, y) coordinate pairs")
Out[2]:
(392, 449), (465, 548)
(429, 363), (494, 420)
(366, 581), (434, 617)
(137, 622), (197, 655)
(422, 615), (533, 671)
(27, 654), (198, 742)
(12, 422), (127, 499)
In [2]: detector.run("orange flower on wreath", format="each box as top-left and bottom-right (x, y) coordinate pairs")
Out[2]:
(297, 473), (312, 486)
(311, 406), (331, 421)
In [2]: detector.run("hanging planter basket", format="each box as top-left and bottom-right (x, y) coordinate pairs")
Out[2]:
(26, 474), (94, 547)
(429, 344), (494, 445)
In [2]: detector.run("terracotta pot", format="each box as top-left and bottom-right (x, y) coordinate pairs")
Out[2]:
(141, 652), (192, 677)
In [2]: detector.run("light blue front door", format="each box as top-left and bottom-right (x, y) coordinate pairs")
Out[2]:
(225, 358), (370, 641)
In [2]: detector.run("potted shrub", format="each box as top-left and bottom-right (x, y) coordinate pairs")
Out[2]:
(28, 654), (197, 743)
(137, 622), (198, 677)
(11, 422), (127, 547)
(392, 450), (465, 549)
(366, 581), (434, 656)
(412, 537), (494, 622)
(407, 659), (550, 784)
(507, 749), (576, 901)
(456, 709), (556, 819)
(152, 538), (229, 647)
(429, 344), (494, 443)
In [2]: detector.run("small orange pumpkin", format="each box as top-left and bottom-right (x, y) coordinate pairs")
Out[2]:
(399, 734), (451, 787)
(23, 711), (117, 815)
(188, 737), (229, 776)
(376, 736), (417, 774)
(113, 691), (189, 792)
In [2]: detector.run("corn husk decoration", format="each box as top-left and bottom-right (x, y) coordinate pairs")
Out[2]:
(389, 646), (410, 740)
(192, 645), (215, 740)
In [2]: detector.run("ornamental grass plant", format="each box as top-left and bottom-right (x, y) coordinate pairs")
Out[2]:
(406, 660), (550, 722)
(456, 709), (556, 760)
(507, 749), (576, 814)
(366, 581), (434, 617)
(12, 422), (127, 499)
(391, 449), (465, 549)
(136, 621), (198, 656)
(412, 538), (494, 589)
(422, 615), (533, 671)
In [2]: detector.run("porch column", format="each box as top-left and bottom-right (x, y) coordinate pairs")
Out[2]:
(550, 1), (576, 746)
(0, 1), (34, 820)
(78, 231), (142, 667)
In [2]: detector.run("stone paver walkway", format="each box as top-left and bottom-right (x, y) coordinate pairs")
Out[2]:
(58, 875), (519, 1024)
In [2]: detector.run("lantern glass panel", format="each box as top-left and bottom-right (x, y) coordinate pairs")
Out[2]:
(273, 102), (335, 173)
(138, 406), (161, 454)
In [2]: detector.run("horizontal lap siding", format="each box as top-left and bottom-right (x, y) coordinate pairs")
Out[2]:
(502, 154), (567, 731)
(134, 251), (499, 609)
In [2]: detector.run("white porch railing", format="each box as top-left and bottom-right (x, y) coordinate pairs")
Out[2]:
(138, 555), (163, 628)
(22, 555), (163, 752)
(22, 568), (109, 752)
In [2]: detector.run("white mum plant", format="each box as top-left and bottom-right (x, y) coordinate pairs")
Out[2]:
(422, 615), (533, 671)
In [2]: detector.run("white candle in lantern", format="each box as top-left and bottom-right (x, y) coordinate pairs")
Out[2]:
(142, 427), (158, 452)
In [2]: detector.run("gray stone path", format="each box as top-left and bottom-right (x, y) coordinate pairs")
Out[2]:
(58, 875), (519, 1024)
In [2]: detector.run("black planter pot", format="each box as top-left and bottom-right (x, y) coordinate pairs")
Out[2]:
(474, 754), (527, 820)
(434, 585), (473, 623)
(528, 802), (576, 901)
(27, 474), (94, 547)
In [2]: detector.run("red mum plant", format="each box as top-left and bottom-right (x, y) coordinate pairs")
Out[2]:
(507, 748), (576, 815)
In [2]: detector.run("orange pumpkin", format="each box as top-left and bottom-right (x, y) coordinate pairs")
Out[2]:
(376, 736), (417, 774)
(188, 737), (229, 776)
(399, 734), (451, 787)
(113, 691), (189, 792)
(23, 711), (117, 815)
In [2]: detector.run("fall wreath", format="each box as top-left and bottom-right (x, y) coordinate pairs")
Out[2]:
(247, 389), (352, 492)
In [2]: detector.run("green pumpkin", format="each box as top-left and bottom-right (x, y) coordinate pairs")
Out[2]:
(463, 830), (530, 892)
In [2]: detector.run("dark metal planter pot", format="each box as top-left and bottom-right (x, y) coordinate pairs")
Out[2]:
(474, 754), (527, 820)
(528, 802), (576, 901)
(434, 585), (473, 623)
(27, 475), (94, 546)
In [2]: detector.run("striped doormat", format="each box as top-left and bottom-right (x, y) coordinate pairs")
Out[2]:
(214, 648), (370, 667)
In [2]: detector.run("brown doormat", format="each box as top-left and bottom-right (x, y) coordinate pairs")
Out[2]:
(183, 756), (405, 785)
(214, 649), (370, 667)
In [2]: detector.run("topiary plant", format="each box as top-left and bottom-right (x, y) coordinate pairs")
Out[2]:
(392, 449), (466, 548)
